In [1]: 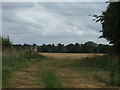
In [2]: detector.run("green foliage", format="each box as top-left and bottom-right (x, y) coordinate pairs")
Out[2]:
(93, 2), (120, 54)
(79, 55), (120, 86)
(40, 44), (49, 52)
(66, 44), (76, 53)
(83, 41), (98, 53)
(38, 70), (64, 88)
(37, 42), (112, 53)
(110, 63), (119, 85)
(92, 3), (120, 85)
(74, 43), (81, 53)
(98, 44), (113, 53)
(56, 43), (65, 53)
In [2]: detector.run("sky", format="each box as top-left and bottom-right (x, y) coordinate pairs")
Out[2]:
(2, 2), (109, 45)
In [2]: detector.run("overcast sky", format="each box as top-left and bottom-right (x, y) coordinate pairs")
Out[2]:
(2, 2), (109, 45)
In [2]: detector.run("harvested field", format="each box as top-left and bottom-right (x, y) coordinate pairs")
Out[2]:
(39, 53), (105, 59)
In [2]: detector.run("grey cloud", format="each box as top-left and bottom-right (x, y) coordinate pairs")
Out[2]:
(2, 2), (108, 45)
(2, 2), (34, 10)
(39, 2), (107, 16)
(2, 11), (17, 23)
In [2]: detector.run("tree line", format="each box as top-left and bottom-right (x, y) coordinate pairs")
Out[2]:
(13, 41), (113, 53)
(1, 37), (112, 53)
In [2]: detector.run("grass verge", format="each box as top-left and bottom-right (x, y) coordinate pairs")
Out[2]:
(38, 69), (64, 88)
(77, 55), (120, 86)
(2, 48), (48, 87)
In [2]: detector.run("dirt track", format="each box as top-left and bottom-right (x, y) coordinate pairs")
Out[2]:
(10, 53), (117, 88)
(10, 59), (45, 88)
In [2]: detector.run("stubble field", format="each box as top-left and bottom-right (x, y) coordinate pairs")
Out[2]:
(39, 53), (105, 59)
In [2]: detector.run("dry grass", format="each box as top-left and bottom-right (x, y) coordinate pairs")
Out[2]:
(39, 53), (105, 60)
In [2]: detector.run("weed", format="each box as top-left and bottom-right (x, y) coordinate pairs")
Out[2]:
(38, 69), (64, 88)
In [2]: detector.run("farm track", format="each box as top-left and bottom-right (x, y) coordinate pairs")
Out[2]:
(10, 53), (117, 88)
(10, 59), (45, 88)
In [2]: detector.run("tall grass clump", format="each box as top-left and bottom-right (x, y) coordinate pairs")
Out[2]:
(2, 49), (27, 87)
(2, 36), (48, 87)
(38, 70), (64, 88)
(79, 55), (119, 86)
(2, 48), (48, 87)
(2, 36), (12, 49)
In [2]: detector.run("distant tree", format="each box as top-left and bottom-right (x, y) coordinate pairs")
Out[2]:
(84, 41), (98, 53)
(2, 36), (12, 49)
(51, 44), (56, 52)
(13, 44), (23, 49)
(33, 43), (37, 46)
(98, 44), (113, 53)
(47, 44), (53, 52)
(41, 44), (49, 52)
(74, 43), (80, 53)
(79, 44), (85, 53)
(66, 44), (76, 53)
(56, 43), (65, 53)
(37, 42), (112, 53)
